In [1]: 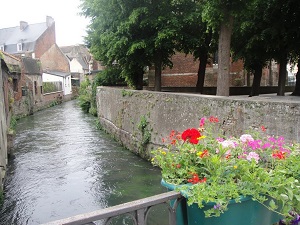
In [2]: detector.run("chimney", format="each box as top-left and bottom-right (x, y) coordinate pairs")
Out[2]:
(20, 21), (28, 30)
(46, 16), (54, 27)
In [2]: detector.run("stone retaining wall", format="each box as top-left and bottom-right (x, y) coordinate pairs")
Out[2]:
(96, 87), (300, 159)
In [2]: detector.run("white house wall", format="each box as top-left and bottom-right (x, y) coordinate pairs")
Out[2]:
(70, 59), (84, 73)
(42, 73), (72, 96)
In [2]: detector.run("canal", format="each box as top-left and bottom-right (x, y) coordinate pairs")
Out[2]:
(0, 100), (167, 225)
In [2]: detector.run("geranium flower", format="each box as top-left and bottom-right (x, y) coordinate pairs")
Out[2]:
(182, 128), (201, 144)
(199, 117), (206, 127)
(272, 150), (286, 159)
(209, 116), (219, 123)
(188, 173), (206, 184)
(221, 140), (236, 148)
(246, 152), (260, 163)
(240, 134), (254, 143)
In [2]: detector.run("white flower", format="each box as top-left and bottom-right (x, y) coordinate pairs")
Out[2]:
(221, 140), (236, 148)
(246, 152), (260, 163)
(240, 134), (254, 143)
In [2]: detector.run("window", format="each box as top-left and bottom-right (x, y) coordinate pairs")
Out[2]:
(17, 43), (22, 52)
(0, 45), (4, 51)
(34, 81), (38, 94)
(21, 86), (27, 96)
(13, 78), (18, 92)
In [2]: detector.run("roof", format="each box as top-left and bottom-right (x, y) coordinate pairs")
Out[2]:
(22, 57), (41, 75)
(0, 22), (48, 54)
(43, 70), (71, 78)
(60, 45), (90, 59)
(72, 57), (89, 70)
(0, 50), (21, 73)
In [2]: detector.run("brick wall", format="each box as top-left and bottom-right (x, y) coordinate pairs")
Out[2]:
(40, 44), (70, 72)
(149, 53), (279, 88)
(35, 23), (56, 58)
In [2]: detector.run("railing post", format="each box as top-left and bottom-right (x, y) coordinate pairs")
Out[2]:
(137, 208), (146, 225)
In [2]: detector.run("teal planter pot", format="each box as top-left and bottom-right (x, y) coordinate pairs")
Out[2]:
(161, 179), (283, 225)
(161, 179), (189, 225)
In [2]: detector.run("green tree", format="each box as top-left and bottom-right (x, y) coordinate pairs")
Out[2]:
(231, 0), (271, 96)
(81, 0), (178, 91)
(173, 0), (217, 93)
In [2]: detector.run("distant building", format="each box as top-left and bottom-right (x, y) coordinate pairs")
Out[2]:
(0, 16), (72, 99)
(60, 45), (104, 84)
(0, 16), (56, 58)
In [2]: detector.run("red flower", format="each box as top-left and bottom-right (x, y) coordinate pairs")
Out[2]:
(209, 116), (219, 123)
(261, 126), (266, 132)
(170, 139), (177, 145)
(181, 128), (201, 144)
(188, 173), (206, 184)
(199, 149), (209, 158)
(225, 154), (231, 159)
(272, 150), (286, 159)
(176, 164), (181, 168)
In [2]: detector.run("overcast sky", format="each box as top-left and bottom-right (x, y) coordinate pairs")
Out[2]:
(0, 0), (90, 46)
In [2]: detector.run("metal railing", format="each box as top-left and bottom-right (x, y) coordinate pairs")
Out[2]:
(42, 191), (183, 225)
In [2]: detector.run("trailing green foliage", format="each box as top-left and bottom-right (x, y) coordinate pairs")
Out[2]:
(78, 68), (125, 115)
(138, 115), (151, 150)
(95, 119), (103, 130)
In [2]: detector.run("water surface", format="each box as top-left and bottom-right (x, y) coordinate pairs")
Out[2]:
(0, 100), (166, 225)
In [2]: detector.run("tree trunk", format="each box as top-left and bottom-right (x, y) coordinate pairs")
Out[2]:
(196, 52), (208, 93)
(216, 15), (233, 96)
(135, 68), (144, 90)
(249, 64), (262, 97)
(291, 58), (300, 96)
(268, 60), (273, 86)
(154, 53), (162, 92)
(247, 71), (251, 86)
(277, 54), (287, 96)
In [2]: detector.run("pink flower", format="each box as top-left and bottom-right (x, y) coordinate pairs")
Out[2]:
(199, 117), (206, 127)
(247, 140), (262, 150)
(240, 134), (254, 143)
(246, 152), (260, 163)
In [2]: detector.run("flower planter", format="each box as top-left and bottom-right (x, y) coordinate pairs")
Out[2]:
(161, 179), (283, 225)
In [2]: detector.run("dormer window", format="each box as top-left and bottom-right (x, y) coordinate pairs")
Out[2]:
(0, 45), (4, 51)
(17, 43), (23, 52)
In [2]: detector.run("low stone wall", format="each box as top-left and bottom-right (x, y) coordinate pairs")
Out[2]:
(96, 87), (300, 159)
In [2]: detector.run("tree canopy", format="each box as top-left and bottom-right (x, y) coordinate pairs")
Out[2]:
(80, 0), (300, 96)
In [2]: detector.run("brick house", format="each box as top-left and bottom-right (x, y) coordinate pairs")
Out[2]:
(0, 16), (71, 100)
(0, 51), (44, 117)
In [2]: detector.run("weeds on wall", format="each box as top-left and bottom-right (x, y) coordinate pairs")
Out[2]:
(121, 89), (133, 97)
(0, 190), (3, 207)
(8, 116), (17, 134)
(137, 115), (152, 152)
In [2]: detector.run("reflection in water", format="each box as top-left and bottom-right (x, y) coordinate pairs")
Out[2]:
(0, 100), (167, 225)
